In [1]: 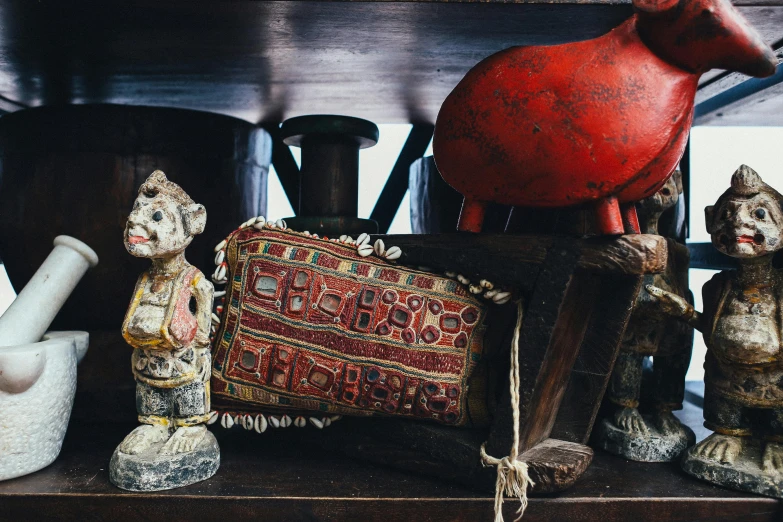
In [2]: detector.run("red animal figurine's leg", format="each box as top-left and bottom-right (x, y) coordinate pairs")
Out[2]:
(621, 202), (641, 234)
(457, 198), (486, 232)
(593, 196), (625, 235)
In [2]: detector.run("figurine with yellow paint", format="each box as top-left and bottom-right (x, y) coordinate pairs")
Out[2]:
(110, 170), (219, 492)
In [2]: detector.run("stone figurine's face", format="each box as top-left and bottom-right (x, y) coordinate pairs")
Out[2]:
(124, 183), (204, 259)
(708, 193), (783, 258)
(641, 171), (681, 214)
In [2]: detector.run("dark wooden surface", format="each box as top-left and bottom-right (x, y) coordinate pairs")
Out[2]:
(0, 0), (780, 124)
(0, 104), (271, 331)
(0, 402), (779, 521)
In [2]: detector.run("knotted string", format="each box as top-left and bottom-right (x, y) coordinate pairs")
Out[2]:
(480, 299), (533, 522)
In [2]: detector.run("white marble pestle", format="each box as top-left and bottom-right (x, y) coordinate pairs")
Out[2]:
(0, 235), (99, 347)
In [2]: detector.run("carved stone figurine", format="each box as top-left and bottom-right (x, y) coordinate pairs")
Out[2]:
(649, 165), (783, 497)
(109, 170), (218, 491)
(595, 171), (695, 461)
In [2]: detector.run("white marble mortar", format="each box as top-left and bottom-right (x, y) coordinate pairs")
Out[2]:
(0, 331), (89, 480)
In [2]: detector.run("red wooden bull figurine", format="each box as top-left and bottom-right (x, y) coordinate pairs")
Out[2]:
(434, 0), (777, 234)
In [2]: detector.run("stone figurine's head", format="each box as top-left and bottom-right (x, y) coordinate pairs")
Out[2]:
(639, 169), (682, 215)
(706, 165), (783, 258)
(124, 170), (206, 259)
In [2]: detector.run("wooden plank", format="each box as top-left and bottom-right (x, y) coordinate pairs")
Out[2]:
(0, 2), (777, 123)
(0, 1), (637, 123)
(550, 273), (642, 443)
(694, 24), (783, 126)
(694, 64), (783, 125)
(486, 240), (582, 455)
(1, 413), (778, 521)
(519, 438), (594, 493)
(373, 233), (668, 283)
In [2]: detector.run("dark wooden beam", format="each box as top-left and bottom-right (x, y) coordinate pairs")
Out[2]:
(680, 136), (691, 242)
(551, 273), (642, 444)
(687, 242), (737, 270)
(693, 42), (783, 125)
(373, 233), (668, 286)
(370, 124), (434, 233)
(262, 123), (300, 214)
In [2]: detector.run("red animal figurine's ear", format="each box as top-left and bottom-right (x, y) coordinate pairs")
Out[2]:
(632, 0), (679, 13)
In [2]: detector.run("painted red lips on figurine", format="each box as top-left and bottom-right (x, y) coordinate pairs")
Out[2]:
(433, 0), (777, 234)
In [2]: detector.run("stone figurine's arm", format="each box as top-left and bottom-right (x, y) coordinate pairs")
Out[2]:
(192, 273), (214, 349)
(645, 285), (704, 332)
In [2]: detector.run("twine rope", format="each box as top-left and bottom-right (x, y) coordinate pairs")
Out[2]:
(480, 299), (534, 522)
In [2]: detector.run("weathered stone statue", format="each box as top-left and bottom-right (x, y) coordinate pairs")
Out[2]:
(110, 170), (219, 491)
(648, 165), (783, 497)
(595, 171), (695, 461)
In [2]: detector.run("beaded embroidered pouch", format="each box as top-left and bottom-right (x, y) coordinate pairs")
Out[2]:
(210, 223), (490, 427)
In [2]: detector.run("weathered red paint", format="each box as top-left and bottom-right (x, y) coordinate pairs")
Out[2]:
(433, 0), (776, 233)
(595, 197), (625, 236)
(621, 202), (642, 235)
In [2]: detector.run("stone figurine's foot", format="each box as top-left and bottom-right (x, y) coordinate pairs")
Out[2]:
(691, 433), (742, 465)
(762, 442), (783, 475)
(160, 425), (208, 455)
(682, 437), (783, 498)
(118, 424), (170, 455)
(110, 426), (220, 492)
(614, 407), (649, 436)
(652, 410), (685, 436)
(595, 408), (695, 462)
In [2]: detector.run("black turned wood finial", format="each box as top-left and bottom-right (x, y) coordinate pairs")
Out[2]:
(281, 115), (379, 236)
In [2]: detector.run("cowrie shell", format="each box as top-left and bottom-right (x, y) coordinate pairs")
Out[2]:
(493, 291), (512, 304)
(255, 414), (268, 433)
(356, 233), (370, 246)
(243, 414), (254, 430)
(385, 246), (401, 260)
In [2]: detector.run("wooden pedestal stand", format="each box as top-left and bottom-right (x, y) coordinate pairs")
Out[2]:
(316, 232), (665, 493)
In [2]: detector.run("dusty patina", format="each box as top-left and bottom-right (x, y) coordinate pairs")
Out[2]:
(595, 171), (695, 461)
(648, 165), (783, 497)
(110, 170), (219, 492)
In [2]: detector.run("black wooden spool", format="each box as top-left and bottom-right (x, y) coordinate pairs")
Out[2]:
(281, 115), (379, 237)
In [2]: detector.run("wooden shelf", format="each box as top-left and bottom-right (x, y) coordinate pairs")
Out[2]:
(0, 0), (779, 124)
(0, 401), (777, 521)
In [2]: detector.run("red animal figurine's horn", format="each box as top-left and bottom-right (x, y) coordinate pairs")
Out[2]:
(433, 0), (777, 234)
